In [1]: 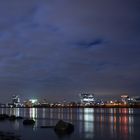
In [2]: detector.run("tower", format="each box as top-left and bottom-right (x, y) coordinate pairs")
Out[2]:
(79, 93), (95, 105)
(12, 95), (20, 107)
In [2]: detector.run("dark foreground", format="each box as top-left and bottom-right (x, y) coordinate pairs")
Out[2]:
(0, 108), (140, 140)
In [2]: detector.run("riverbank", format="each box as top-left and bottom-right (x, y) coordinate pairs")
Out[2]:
(0, 104), (140, 108)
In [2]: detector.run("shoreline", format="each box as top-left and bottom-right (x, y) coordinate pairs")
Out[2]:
(0, 105), (140, 109)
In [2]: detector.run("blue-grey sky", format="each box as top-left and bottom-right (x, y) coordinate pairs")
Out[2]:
(0, 0), (140, 102)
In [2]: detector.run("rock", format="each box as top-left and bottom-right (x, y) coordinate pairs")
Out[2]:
(23, 119), (35, 125)
(9, 115), (17, 121)
(40, 126), (54, 128)
(16, 116), (23, 120)
(0, 114), (23, 121)
(0, 131), (21, 140)
(0, 114), (9, 120)
(54, 120), (74, 135)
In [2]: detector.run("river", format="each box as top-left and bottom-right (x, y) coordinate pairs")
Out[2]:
(0, 108), (140, 140)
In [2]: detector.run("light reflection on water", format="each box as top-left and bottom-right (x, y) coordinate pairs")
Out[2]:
(83, 108), (94, 139)
(0, 108), (138, 140)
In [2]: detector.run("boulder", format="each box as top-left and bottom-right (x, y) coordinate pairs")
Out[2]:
(9, 115), (16, 121)
(54, 120), (74, 135)
(0, 131), (21, 140)
(40, 126), (54, 128)
(0, 114), (9, 120)
(16, 116), (23, 120)
(23, 119), (35, 125)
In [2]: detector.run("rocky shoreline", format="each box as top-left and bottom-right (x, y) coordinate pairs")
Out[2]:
(0, 114), (74, 139)
(0, 131), (21, 140)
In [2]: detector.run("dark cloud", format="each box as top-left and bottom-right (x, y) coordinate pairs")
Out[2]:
(75, 39), (104, 49)
(0, 0), (140, 102)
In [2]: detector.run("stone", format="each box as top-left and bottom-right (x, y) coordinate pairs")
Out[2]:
(54, 120), (74, 135)
(23, 119), (35, 125)
(9, 115), (17, 121)
(0, 114), (9, 120)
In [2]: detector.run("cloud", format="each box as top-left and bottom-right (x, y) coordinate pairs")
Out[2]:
(74, 39), (104, 49)
(0, 0), (140, 102)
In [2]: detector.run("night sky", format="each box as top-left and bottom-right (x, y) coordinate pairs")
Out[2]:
(0, 0), (140, 102)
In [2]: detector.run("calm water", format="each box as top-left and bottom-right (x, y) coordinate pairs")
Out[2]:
(0, 108), (140, 140)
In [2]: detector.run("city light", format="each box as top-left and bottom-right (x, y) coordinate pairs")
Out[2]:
(0, 94), (140, 108)
(29, 99), (38, 104)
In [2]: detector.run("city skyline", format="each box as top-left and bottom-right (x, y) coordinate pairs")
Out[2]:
(1, 93), (140, 108)
(0, 0), (140, 102)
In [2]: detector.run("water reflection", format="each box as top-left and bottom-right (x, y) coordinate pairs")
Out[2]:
(80, 108), (94, 139)
(118, 108), (134, 140)
(0, 108), (135, 140)
(78, 108), (134, 140)
(49, 108), (54, 126)
(29, 108), (38, 129)
(14, 108), (20, 116)
(84, 108), (94, 138)
(29, 108), (37, 119)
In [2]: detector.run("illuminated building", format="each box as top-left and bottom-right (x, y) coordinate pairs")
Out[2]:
(133, 96), (140, 103)
(23, 99), (38, 107)
(128, 96), (140, 105)
(12, 95), (20, 107)
(29, 99), (38, 104)
(80, 93), (95, 105)
(121, 95), (129, 104)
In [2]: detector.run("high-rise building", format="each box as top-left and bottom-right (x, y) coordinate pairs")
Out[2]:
(128, 96), (140, 104)
(121, 95), (129, 104)
(79, 93), (95, 105)
(12, 95), (20, 107)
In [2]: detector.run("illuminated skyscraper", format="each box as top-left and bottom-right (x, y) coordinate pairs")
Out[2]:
(121, 95), (129, 104)
(80, 93), (95, 105)
(12, 95), (20, 107)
